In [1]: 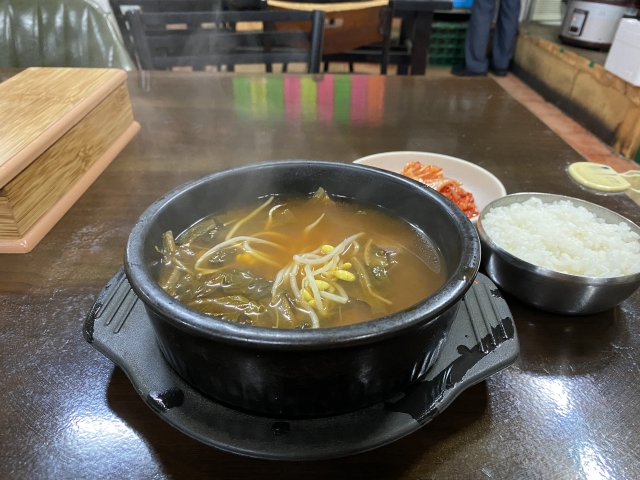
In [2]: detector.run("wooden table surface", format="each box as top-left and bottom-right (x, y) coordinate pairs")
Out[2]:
(2, 71), (640, 479)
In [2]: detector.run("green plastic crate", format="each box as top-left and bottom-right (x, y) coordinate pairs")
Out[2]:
(428, 22), (468, 67)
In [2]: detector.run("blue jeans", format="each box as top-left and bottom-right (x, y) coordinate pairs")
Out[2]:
(464, 0), (521, 73)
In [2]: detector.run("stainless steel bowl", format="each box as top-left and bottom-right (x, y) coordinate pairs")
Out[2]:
(477, 193), (640, 315)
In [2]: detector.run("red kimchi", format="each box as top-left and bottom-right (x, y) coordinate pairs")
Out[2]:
(400, 161), (479, 219)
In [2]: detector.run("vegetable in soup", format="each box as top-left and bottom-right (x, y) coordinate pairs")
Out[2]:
(156, 188), (446, 328)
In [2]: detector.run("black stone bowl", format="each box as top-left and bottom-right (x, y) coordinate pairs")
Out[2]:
(124, 160), (480, 417)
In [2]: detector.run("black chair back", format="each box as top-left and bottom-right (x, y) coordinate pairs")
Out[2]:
(125, 9), (325, 73)
(111, 1), (237, 58)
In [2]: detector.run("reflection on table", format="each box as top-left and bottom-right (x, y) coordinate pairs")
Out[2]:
(232, 75), (386, 125)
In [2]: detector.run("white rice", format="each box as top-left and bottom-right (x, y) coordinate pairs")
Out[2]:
(482, 197), (640, 278)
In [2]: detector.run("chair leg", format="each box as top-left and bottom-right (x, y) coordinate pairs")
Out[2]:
(263, 20), (275, 74)
(283, 63), (288, 73)
(324, 61), (329, 72)
(308, 10), (325, 73)
(349, 63), (354, 73)
(410, 12), (433, 76)
(397, 16), (415, 75)
(380, 3), (395, 75)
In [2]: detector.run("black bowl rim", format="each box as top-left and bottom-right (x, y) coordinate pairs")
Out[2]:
(477, 192), (640, 286)
(124, 160), (480, 349)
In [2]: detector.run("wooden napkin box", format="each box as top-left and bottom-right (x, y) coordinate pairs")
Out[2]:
(0, 68), (140, 253)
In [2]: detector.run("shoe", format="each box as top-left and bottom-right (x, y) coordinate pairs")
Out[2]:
(451, 65), (487, 77)
(490, 67), (508, 77)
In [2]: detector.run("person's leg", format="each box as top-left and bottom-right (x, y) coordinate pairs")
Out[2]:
(463, 0), (496, 73)
(492, 0), (521, 71)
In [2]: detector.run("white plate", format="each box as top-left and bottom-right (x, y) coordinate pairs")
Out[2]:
(354, 151), (507, 224)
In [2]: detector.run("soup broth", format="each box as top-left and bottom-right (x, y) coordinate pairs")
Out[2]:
(156, 189), (446, 328)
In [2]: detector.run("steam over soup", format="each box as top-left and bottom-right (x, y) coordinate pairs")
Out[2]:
(155, 188), (446, 328)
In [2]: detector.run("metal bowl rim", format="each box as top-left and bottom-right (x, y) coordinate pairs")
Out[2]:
(477, 192), (640, 285)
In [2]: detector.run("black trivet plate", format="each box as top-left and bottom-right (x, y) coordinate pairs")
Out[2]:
(85, 270), (519, 461)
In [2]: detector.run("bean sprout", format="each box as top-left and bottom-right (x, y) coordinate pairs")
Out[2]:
(243, 241), (282, 267)
(303, 213), (325, 234)
(225, 196), (274, 240)
(304, 264), (325, 312)
(293, 232), (364, 265)
(319, 291), (348, 304)
(289, 263), (301, 300)
(195, 236), (283, 269)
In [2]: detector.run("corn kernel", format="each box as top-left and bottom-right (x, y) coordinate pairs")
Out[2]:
(315, 280), (330, 291)
(321, 245), (334, 254)
(302, 289), (313, 301)
(236, 253), (256, 264)
(334, 270), (356, 282)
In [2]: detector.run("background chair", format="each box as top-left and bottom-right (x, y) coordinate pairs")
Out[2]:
(0, 0), (136, 70)
(109, 0), (238, 66)
(267, 0), (395, 74)
(126, 9), (325, 72)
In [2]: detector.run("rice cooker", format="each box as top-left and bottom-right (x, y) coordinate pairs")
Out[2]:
(560, 0), (639, 50)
